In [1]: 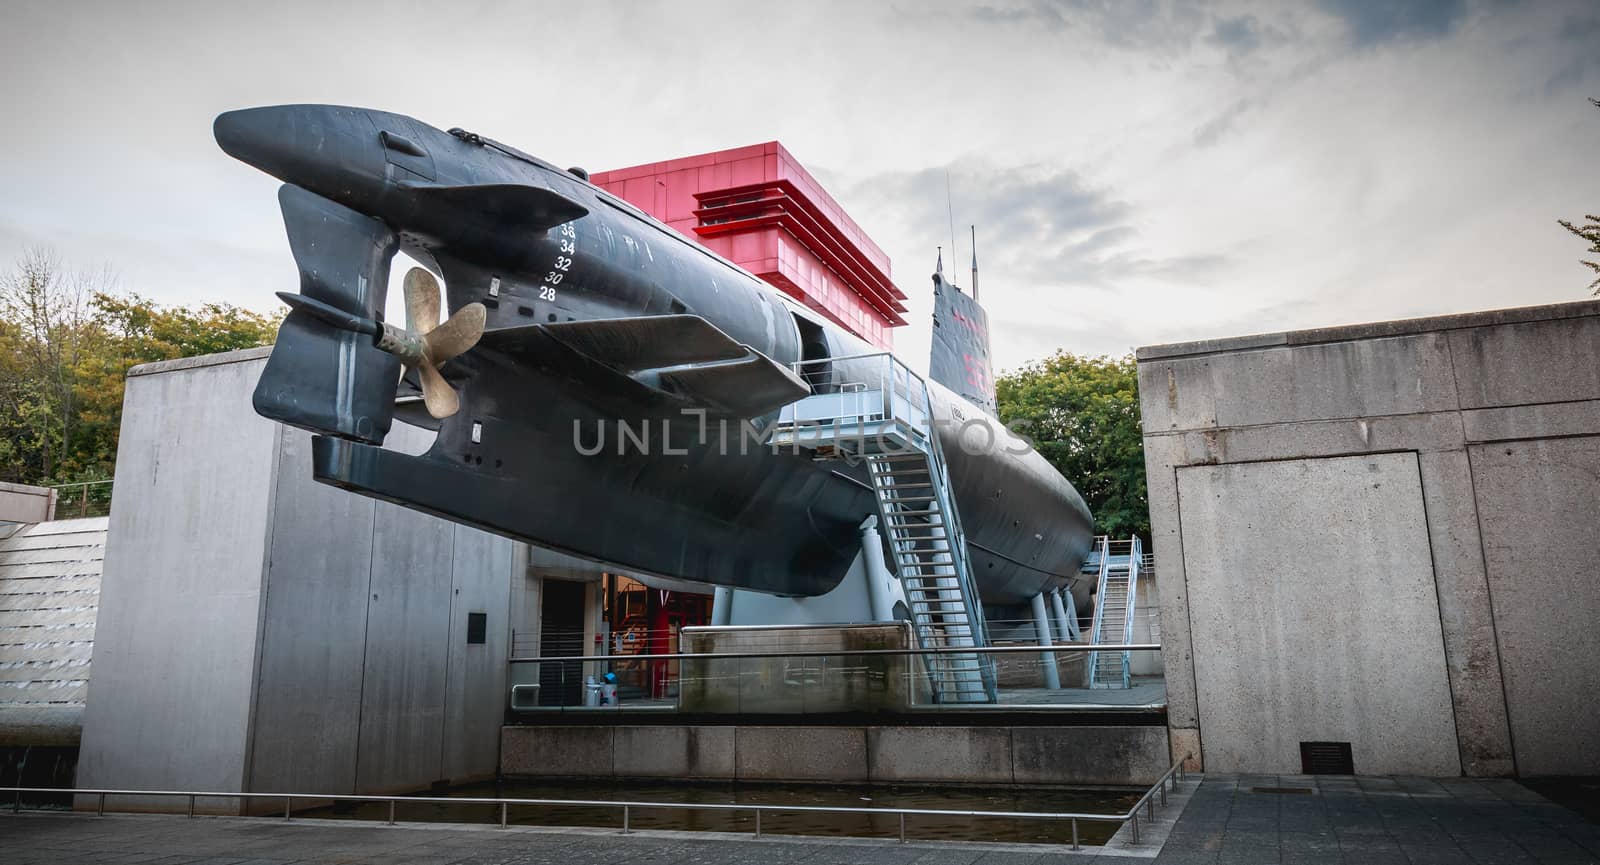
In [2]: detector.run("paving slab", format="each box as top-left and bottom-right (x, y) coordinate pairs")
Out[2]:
(2, 775), (1596, 864)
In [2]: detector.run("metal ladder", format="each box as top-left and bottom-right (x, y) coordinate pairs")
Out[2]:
(1087, 536), (1142, 689)
(768, 353), (995, 703)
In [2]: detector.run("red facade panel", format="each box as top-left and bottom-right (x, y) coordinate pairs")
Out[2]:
(591, 141), (905, 348)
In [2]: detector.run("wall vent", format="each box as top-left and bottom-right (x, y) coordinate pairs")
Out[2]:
(1300, 741), (1354, 775)
(467, 612), (487, 645)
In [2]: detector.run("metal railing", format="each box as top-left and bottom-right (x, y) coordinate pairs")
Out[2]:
(507, 642), (1161, 665)
(0, 756), (1189, 850)
(47, 479), (113, 519)
(506, 642), (1165, 713)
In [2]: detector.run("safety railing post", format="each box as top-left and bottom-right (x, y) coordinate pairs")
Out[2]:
(1147, 794), (1155, 820)
(388, 799), (396, 825)
(187, 794), (195, 817)
(500, 801), (508, 828)
(97, 792), (105, 816)
(622, 804), (630, 834)
(284, 796), (291, 821)
(754, 808), (762, 838)
(899, 811), (907, 843)
(1130, 812), (1139, 845)
(1071, 818), (1079, 851)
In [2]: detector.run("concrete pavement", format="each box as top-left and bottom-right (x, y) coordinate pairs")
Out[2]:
(2, 774), (1597, 864)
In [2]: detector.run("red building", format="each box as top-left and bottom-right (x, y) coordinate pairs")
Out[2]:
(589, 144), (907, 698)
(591, 142), (907, 348)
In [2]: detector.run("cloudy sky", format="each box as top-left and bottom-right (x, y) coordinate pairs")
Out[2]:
(2, 0), (1596, 371)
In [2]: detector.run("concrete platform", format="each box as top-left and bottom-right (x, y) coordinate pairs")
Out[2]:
(3, 775), (1597, 863)
(502, 724), (1172, 786)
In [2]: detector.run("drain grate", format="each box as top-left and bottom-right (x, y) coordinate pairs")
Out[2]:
(1300, 741), (1355, 775)
(1252, 786), (1314, 795)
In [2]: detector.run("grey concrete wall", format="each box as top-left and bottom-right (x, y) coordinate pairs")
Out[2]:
(502, 724), (1169, 786)
(81, 348), (519, 812)
(1466, 438), (1600, 777)
(248, 426), (520, 797)
(0, 482), (56, 523)
(1176, 454), (1459, 775)
(245, 425), (377, 795)
(1138, 299), (1600, 777)
(443, 529), (519, 783)
(78, 350), (279, 807)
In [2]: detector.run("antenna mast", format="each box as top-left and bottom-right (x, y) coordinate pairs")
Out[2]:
(970, 225), (979, 303)
(944, 169), (958, 290)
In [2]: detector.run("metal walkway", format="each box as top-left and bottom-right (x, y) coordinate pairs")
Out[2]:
(769, 353), (994, 703)
(1086, 536), (1143, 689)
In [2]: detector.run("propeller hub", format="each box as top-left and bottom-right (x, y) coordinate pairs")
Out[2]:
(372, 267), (488, 419)
(376, 322), (428, 368)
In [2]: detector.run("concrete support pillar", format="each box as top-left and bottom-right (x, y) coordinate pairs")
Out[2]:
(1050, 588), (1079, 642)
(1030, 591), (1062, 690)
(859, 516), (897, 622)
(710, 586), (734, 626)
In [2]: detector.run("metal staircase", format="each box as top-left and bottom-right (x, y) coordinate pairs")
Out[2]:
(1086, 536), (1142, 689)
(768, 353), (995, 703)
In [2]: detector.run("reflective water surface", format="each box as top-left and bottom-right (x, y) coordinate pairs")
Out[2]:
(305, 778), (1142, 846)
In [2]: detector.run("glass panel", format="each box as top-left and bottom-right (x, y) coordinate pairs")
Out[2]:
(506, 646), (1165, 715)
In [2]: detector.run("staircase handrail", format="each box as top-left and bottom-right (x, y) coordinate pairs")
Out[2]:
(1119, 536), (1142, 688)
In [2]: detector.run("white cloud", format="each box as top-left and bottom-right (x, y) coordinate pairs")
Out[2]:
(1, 0), (1595, 373)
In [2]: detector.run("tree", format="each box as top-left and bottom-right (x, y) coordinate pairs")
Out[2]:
(1558, 99), (1600, 295)
(996, 351), (1148, 540)
(0, 249), (279, 486)
(0, 249), (95, 482)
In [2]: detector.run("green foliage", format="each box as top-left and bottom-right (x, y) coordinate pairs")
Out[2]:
(1559, 99), (1600, 295)
(996, 351), (1148, 540)
(1560, 214), (1600, 295)
(0, 248), (278, 486)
